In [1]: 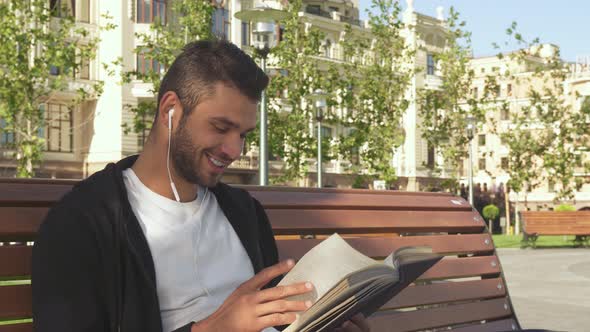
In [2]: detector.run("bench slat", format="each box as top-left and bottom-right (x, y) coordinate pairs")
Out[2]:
(276, 234), (495, 261)
(0, 285), (32, 320)
(0, 182), (71, 206)
(0, 245), (32, 277)
(420, 256), (501, 280)
(267, 209), (484, 235)
(384, 277), (506, 309)
(368, 297), (513, 331)
(250, 190), (471, 211)
(0, 323), (32, 332)
(522, 211), (590, 236)
(449, 318), (519, 332)
(0, 207), (49, 240)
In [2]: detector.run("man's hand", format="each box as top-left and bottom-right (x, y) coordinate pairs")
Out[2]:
(333, 314), (371, 332)
(192, 260), (313, 332)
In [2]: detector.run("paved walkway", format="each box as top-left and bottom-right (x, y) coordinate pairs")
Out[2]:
(497, 248), (590, 332)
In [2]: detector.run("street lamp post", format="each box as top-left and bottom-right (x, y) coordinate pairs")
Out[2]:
(466, 116), (476, 206)
(309, 89), (328, 188)
(235, 1), (287, 186)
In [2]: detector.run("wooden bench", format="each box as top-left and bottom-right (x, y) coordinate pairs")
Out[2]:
(521, 211), (590, 248)
(0, 178), (522, 331)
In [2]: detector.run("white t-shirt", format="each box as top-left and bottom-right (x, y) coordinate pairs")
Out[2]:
(123, 169), (277, 332)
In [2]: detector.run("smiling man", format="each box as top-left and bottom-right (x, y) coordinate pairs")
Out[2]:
(32, 40), (370, 332)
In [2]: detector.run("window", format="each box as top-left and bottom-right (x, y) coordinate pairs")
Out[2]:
(507, 84), (513, 97)
(136, 50), (163, 74)
(478, 158), (486, 171)
(307, 5), (321, 15)
(426, 53), (435, 75)
(137, 0), (166, 24)
(478, 134), (486, 146)
(320, 126), (333, 138)
(501, 157), (509, 170)
(0, 118), (15, 148)
(471, 87), (479, 98)
(351, 146), (359, 164)
(50, 0), (74, 18)
(501, 106), (510, 120)
(137, 114), (151, 150)
(241, 22), (250, 47)
(548, 180), (555, 193)
(323, 39), (332, 58)
(480, 67), (485, 74)
(44, 103), (73, 152)
(427, 144), (435, 168)
(212, 7), (230, 40)
(329, 6), (339, 12)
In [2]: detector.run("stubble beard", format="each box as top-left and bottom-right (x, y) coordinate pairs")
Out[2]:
(171, 120), (220, 188)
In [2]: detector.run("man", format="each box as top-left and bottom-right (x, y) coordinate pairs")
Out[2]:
(32, 40), (370, 332)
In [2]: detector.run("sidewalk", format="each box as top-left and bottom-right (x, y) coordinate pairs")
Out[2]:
(497, 248), (590, 332)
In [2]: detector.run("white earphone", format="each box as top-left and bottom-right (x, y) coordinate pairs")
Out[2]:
(167, 108), (181, 202)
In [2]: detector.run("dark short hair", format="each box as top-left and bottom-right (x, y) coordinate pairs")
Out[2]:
(157, 40), (268, 118)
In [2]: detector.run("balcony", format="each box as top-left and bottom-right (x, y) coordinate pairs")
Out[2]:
(305, 6), (332, 19)
(340, 16), (363, 27)
(229, 156), (258, 170)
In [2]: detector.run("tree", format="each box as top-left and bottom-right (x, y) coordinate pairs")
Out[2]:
(499, 24), (590, 205)
(0, 0), (114, 177)
(418, 7), (493, 188)
(334, 0), (413, 184)
(121, 0), (214, 136)
(264, 0), (325, 183)
(482, 204), (500, 233)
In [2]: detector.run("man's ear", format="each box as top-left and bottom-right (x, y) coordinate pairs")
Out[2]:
(158, 91), (183, 130)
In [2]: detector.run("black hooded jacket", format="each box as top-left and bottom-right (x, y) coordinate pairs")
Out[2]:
(32, 155), (279, 332)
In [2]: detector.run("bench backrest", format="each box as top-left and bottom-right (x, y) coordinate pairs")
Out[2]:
(522, 211), (590, 235)
(0, 178), (521, 332)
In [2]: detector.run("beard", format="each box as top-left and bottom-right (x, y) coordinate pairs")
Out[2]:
(171, 119), (220, 188)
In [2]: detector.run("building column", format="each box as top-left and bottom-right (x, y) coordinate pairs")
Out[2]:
(86, 1), (125, 174)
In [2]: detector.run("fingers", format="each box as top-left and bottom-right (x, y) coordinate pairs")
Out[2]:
(242, 260), (295, 291)
(257, 312), (298, 328)
(256, 281), (314, 303)
(256, 298), (312, 316)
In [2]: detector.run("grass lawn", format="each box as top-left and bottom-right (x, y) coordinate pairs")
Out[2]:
(0, 319), (31, 326)
(492, 234), (582, 248)
(0, 279), (31, 326)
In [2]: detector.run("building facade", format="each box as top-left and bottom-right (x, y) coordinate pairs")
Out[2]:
(464, 47), (590, 211)
(1, 0), (586, 211)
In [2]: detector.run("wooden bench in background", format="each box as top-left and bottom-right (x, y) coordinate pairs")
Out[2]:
(521, 211), (590, 248)
(0, 178), (522, 331)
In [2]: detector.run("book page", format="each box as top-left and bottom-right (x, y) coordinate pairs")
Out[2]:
(278, 234), (377, 304)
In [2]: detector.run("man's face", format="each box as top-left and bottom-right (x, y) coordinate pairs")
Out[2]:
(171, 83), (258, 187)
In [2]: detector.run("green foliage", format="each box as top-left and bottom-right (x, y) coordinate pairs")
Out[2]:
(482, 204), (500, 220)
(121, 0), (214, 136)
(0, 0), (113, 177)
(554, 204), (576, 212)
(499, 23), (590, 202)
(264, 0), (324, 183)
(418, 7), (491, 179)
(334, 0), (413, 183)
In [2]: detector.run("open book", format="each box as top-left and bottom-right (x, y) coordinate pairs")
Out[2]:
(278, 234), (442, 332)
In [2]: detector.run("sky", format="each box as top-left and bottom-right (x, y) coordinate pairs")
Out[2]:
(358, 0), (590, 62)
